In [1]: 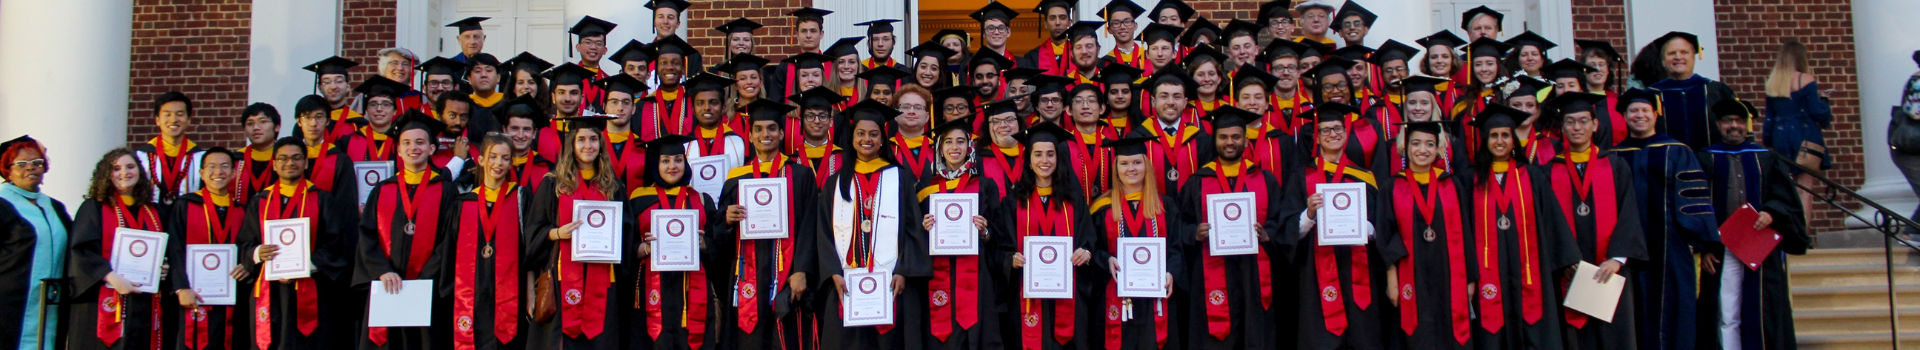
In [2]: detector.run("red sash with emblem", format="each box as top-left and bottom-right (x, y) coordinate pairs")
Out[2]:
(1305, 160), (1373, 337)
(1550, 154), (1617, 329)
(454, 185), (521, 349)
(253, 184), (320, 350)
(1197, 163), (1272, 340)
(556, 178), (613, 339)
(369, 177), (444, 344)
(1017, 193), (1075, 350)
(644, 188), (710, 349)
(96, 201), (164, 349)
(1102, 196), (1169, 349)
(1391, 173), (1470, 344)
(184, 191), (241, 350)
(926, 176), (981, 341)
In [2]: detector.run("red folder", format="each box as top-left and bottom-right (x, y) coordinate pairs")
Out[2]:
(1719, 204), (1782, 271)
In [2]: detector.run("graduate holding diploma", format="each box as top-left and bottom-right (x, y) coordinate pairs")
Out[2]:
(241, 137), (351, 350)
(1546, 90), (1648, 350)
(627, 134), (720, 350)
(1279, 102), (1391, 350)
(1087, 135), (1180, 350)
(354, 114), (459, 350)
(998, 124), (1092, 350)
(913, 117), (1001, 350)
(812, 100), (928, 350)
(524, 114), (630, 350)
(1178, 107), (1287, 350)
(717, 99), (823, 350)
(67, 148), (170, 350)
(166, 148), (253, 350)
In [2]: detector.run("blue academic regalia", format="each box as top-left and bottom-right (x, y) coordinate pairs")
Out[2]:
(1610, 134), (1718, 350)
(1696, 142), (1810, 350)
(1647, 75), (1735, 150)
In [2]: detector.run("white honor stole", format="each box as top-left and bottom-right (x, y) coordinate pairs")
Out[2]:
(833, 168), (901, 276)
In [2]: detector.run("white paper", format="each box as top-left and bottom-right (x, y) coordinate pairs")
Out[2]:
(1315, 182), (1370, 246)
(1206, 192), (1260, 255)
(1116, 237), (1166, 298)
(570, 200), (624, 263)
(928, 193), (979, 256)
(1022, 236), (1075, 299)
(185, 244), (238, 305)
(366, 279), (435, 327)
(689, 155), (728, 199)
(651, 209), (703, 271)
(110, 228), (169, 294)
(841, 270), (894, 327)
(353, 161), (393, 208)
(1563, 261), (1628, 323)
(262, 218), (312, 281)
(738, 178), (790, 240)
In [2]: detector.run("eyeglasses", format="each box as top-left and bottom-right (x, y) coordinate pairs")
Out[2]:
(1038, 96), (1063, 105)
(1564, 117), (1597, 126)
(1317, 126), (1344, 134)
(9, 159), (45, 168)
(943, 103), (971, 112)
(803, 112), (832, 120)
(989, 117), (1019, 125)
(897, 103), (927, 112)
(367, 100), (396, 109)
(1341, 20), (1366, 29)
(1072, 97), (1102, 106)
(985, 25), (1010, 34)
(1272, 64), (1299, 72)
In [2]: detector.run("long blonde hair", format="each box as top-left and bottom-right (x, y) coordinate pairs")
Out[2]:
(550, 127), (621, 199)
(1102, 156), (1163, 223)
(1765, 41), (1810, 97)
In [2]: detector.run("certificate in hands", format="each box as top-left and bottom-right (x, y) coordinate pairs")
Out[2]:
(928, 193), (979, 256)
(352, 161), (393, 208)
(650, 209), (703, 271)
(841, 270), (894, 327)
(262, 218), (312, 281)
(111, 228), (169, 294)
(570, 200), (624, 263)
(366, 280), (434, 327)
(186, 244), (238, 305)
(689, 155), (728, 198)
(1563, 262), (1627, 322)
(1021, 236), (1075, 299)
(738, 178), (789, 240)
(1116, 237), (1167, 298)
(1315, 182), (1370, 246)
(1205, 192), (1259, 255)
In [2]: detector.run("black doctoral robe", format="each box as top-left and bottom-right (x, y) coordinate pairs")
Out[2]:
(442, 185), (530, 350)
(1465, 163), (1580, 350)
(1611, 135), (1718, 350)
(1179, 162), (1288, 350)
(1695, 142), (1809, 350)
(522, 176), (632, 350)
(624, 186), (720, 350)
(995, 186), (1093, 350)
(353, 169), (459, 350)
(1544, 151), (1649, 350)
(67, 199), (172, 350)
(1381, 171), (1477, 350)
(716, 158), (821, 350)
(165, 193), (253, 350)
(812, 164), (928, 350)
(1277, 158), (1391, 350)
(239, 182), (352, 350)
(0, 195), (73, 349)
(1086, 193), (1183, 350)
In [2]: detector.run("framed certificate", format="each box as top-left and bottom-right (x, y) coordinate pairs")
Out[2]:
(1315, 182), (1369, 246)
(263, 218), (312, 281)
(689, 155), (728, 199)
(841, 270), (894, 327)
(111, 228), (169, 294)
(185, 244), (238, 305)
(352, 161), (393, 208)
(570, 200), (625, 263)
(1205, 192), (1259, 255)
(928, 193), (978, 256)
(1021, 236), (1075, 299)
(650, 209), (703, 271)
(738, 178), (789, 240)
(1116, 237), (1166, 298)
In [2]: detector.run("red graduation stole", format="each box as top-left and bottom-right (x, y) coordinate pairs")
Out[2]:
(513, 154), (552, 194)
(736, 160), (795, 335)
(254, 183), (321, 350)
(1197, 162), (1272, 341)
(305, 144), (341, 193)
(96, 200), (164, 349)
(1018, 191), (1075, 350)
(892, 134), (933, 180)
(369, 173), (445, 345)
(349, 127), (396, 162)
(454, 184), (522, 349)
(1391, 171), (1470, 344)
(1146, 124), (1201, 191)
(1070, 128), (1114, 197)
(184, 190), (241, 350)
(556, 177), (613, 339)
(1305, 159), (1373, 337)
(237, 147), (272, 204)
(147, 138), (194, 196)
(1109, 43), (1146, 70)
(926, 175), (982, 341)
(1550, 150), (1617, 329)
(1036, 39), (1072, 76)
(985, 145), (1026, 188)
(1102, 194), (1169, 349)
(643, 87), (692, 140)
(645, 187), (710, 350)
(1474, 163), (1546, 332)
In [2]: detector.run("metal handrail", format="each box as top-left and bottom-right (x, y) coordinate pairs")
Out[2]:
(1773, 152), (1912, 348)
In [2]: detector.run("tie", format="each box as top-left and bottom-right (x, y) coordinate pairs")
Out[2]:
(1163, 127), (1176, 135)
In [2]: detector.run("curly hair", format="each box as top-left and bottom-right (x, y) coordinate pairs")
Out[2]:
(85, 148), (156, 209)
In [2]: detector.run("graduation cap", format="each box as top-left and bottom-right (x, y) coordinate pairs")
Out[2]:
(1183, 43), (1229, 67)
(1468, 103), (1528, 131)
(495, 95), (550, 128)
(1542, 91), (1607, 118)
(1026, 74), (1077, 97)
(354, 76), (412, 98)
(715, 17), (763, 35)
(447, 17), (488, 33)
(417, 56), (468, 78)
(784, 52), (834, 70)
(1460, 6), (1503, 31)
(1099, 62), (1146, 86)
(717, 54), (771, 75)
(304, 56), (359, 76)
(611, 40), (655, 66)
(789, 7), (833, 22)
(595, 74), (649, 96)
(1396, 120), (1449, 137)
(1305, 101), (1361, 124)
(935, 85), (979, 105)
(501, 52), (555, 74)
(1004, 67), (1046, 83)
(984, 95), (1024, 117)
(846, 99), (904, 125)
(1304, 56), (1361, 81)
(1334, 0), (1378, 29)
(544, 63), (596, 87)
(970, 48), (1016, 71)
(1652, 31), (1702, 52)
(645, 135), (693, 157)
(1506, 75), (1552, 100)
(650, 35), (696, 58)
(1179, 17), (1220, 47)
(1575, 39), (1622, 61)
(1207, 105), (1261, 131)
(644, 0), (691, 13)
(824, 36), (865, 59)
(790, 86), (849, 110)
(1223, 19), (1264, 39)
(684, 72), (737, 95)
(1416, 30), (1468, 51)
(1231, 63), (1279, 94)
(1034, 0), (1074, 14)
(1398, 75), (1450, 96)
(857, 65), (910, 88)
(1150, 0), (1196, 23)
(1066, 21), (1106, 41)
(854, 19), (901, 36)
(1542, 59), (1597, 81)
(1262, 39), (1311, 60)
(1299, 41), (1335, 60)
(1024, 122), (1074, 146)
(1099, 0), (1146, 20)
(1331, 45), (1373, 62)
(1504, 31), (1557, 52)
(934, 29), (972, 43)
(1139, 23), (1184, 45)
(1102, 134), (1157, 156)
(746, 98), (798, 125)
(570, 15), (617, 38)
(1465, 37), (1511, 60)
(931, 116), (975, 137)
(554, 115), (616, 133)
(908, 41), (958, 64)
(1713, 98), (1757, 122)
(1616, 88), (1661, 114)
(468, 53), (501, 68)
(972, 1), (1021, 23)
(1257, 0), (1293, 26)
(1370, 40), (1420, 66)
(395, 110), (448, 137)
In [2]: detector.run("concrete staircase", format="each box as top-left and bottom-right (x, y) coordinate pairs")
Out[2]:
(1793, 244), (1920, 350)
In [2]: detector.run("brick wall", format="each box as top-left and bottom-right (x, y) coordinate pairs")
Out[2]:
(1571, 0), (1627, 50)
(342, 0), (399, 91)
(1713, 0), (1863, 232)
(685, 0), (813, 64)
(126, 0), (253, 148)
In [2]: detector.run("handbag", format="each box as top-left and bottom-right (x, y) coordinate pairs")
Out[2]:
(531, 268), (557, 322)
(1889, 106), (1920, 155)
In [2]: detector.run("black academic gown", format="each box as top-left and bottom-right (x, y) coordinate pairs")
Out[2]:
(1466, 163), (1580, 350)
(1544, 152), (1649, 350)
(353, 169), (460, 350)
(996, 187), (1093, 350)
(716, 158), (821, 350)
(1695, 143), (1809, 350)
(165, 193), (253, 350)
(1381, 172), (1477, 350)
(913, 170), (1005, 350)
(1086, 193), (1183, 350)
(625, 186), (720, 350)
(0, 196), (73, 349)
(1277, 158), (1391, 350)
(523, 176), (631, 350)
(1611, 135), (1718, 350)
(1179, 162), (1288, 350)
(67, 199), (172, 350)
(442, 186), (531, 350)
(238, 182), (351, 350)
(813, 164), (928, 350)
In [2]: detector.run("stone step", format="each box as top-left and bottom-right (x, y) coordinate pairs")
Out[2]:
(1796, 332), (1920, 350)
(1793, 307), (1920, 335)
(1789, 265), (1920, 287)
(1793, 247), (1920, 267)
(1790, 285), (1920, 311)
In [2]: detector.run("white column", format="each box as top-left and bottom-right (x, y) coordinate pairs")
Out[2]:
(251, 0), (342, 138)
(1850, 0), (1920, 226)
(0, 0), (134, 203)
